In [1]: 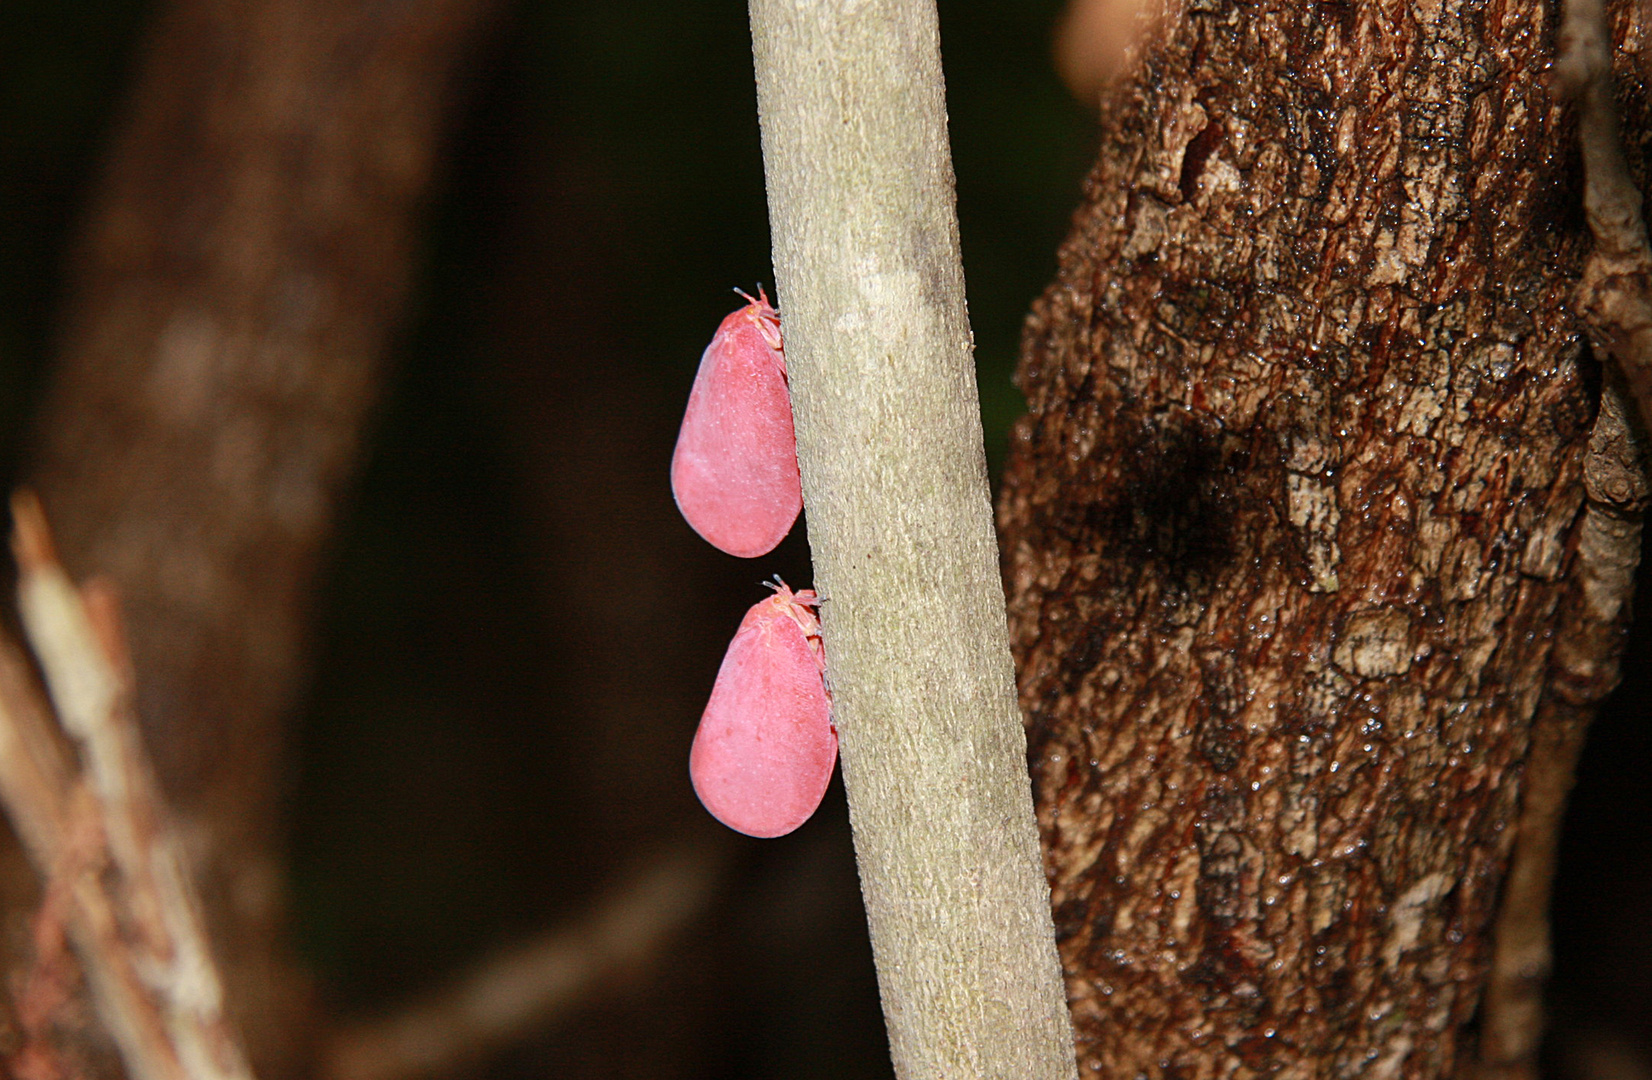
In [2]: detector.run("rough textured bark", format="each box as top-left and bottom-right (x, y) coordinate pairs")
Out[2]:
(997, 2), (1647, 1077)
(749, 1), (1077, 1076)
(20, 0), (497, 1073)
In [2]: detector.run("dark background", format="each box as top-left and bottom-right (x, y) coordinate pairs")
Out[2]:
(2, 2), (1648, 1076)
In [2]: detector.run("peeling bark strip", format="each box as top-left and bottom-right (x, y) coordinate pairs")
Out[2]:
(26, 0), (497, 1074)
(998, 2), (1646, 1077)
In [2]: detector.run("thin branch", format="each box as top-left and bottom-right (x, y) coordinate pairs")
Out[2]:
(748, 1), (1077, 1076)
(0, 493), (254, 1080)
(322, 838), (728, 1080)
(1555, 0), (1652, 431)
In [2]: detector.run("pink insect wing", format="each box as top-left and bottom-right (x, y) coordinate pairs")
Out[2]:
(670, 294), (802, 559)
(690, 588), (836, 838)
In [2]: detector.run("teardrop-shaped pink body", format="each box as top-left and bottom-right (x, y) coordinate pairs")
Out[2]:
(690, 585), (835, 838)
(671, 295), (802, 558)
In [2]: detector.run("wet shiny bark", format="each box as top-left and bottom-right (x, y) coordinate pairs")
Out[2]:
(998, 2), (1648, 1077)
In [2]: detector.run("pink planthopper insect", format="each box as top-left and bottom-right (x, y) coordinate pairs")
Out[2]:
(671, 289), (802, 559)
(690, 580), (835, 838)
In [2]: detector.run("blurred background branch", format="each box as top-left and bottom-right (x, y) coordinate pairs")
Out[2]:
(0, 493), (251, 1080)
(12, 0), (502, 1073)
(324, 837), (730, 1080)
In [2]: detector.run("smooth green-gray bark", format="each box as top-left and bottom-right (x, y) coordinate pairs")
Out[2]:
(748, 2), (1077, 1077)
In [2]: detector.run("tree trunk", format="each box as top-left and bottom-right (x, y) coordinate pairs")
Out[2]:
(997, 2), (1647, 1077)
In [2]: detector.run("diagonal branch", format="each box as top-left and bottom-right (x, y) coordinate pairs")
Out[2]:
(0, 493), (254, 1080)
(322, 838), (729, 1080)
(26, 1), (502, 1065)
